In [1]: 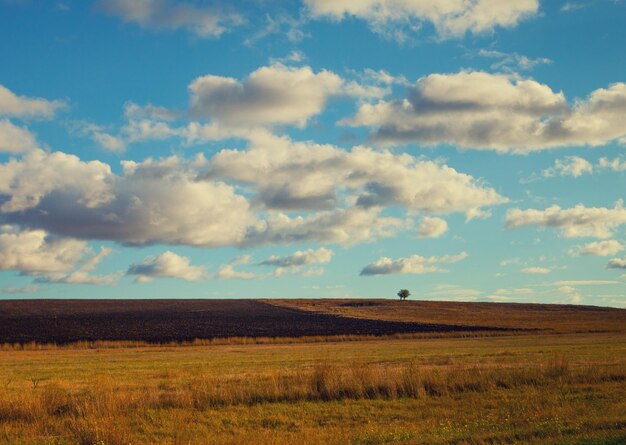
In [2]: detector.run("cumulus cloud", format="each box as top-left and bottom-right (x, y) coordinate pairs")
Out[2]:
(206, 133), (506, 215)
(189, 64), (344, 127)
(0, 150), (256, 247)
(598, 157), (626, 172)
(343, 71), (626, 152)
(127, 251), (206, 283)
(521, 266), (551, 274)
(96, 0), (243, 38)
(0, 120), (40, 153)
(0, 228), (88, 275)
(92, 130), (126, 152)
(0, 146), (434, 249)
(417, 216), (448, 238)
(304, 0), (539, 40)
(360, 251), (467, 276)
(556, 284), (583, 304)
(506, 201), (626, 239)
(216, 263), (261, 280)
(243, 207), (406, 247)
(260, 247), (333, 267)
(216, 255), (263, 280)
(607, 257), (626, 270)
(0, 84), (65, 119)
(79, 111), (260, 151)
(82, 62), (393, 150)
(542, 156), (593, 178)
(0, 227), (118, 284)
(0, 149), (113, 213)
(38, 246), (121, 285)
(569, 240), (624, 256)
(259, 247), (333, 277)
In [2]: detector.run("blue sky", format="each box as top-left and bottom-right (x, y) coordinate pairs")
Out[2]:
(1, 0), (625, 306)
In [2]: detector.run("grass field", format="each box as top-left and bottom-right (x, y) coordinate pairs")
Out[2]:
(1, 300), (625, 444)
(266, 299), (626, 333)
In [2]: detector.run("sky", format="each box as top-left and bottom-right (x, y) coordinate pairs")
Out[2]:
(0, 0), (625, 306)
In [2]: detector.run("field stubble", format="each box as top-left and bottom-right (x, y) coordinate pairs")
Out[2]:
(1, 333), (625, 444)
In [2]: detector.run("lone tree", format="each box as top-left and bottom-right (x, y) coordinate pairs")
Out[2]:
(397, 289), (410, 300)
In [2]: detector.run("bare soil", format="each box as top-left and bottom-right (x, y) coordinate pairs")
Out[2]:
(0, 299), (511, 344)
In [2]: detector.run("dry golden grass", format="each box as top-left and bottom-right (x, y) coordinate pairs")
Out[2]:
(1, 332), (625, 444)
(266, 299), (626, 333)
(0, 330), (521, 352)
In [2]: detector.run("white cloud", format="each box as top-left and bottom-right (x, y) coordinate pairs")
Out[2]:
(246, 14), (309, 45)
(598, 156), (626, 172)
(500, 257), (522, 267)
(259, 247), (333, 277)
(300, 267), (325, 277)
(521, 267), (551, 274)
(494, 287), (533, 295)
(568, 294), (583, 304)
(557, 285), (576, 293)
(427, 286), (482, 298)
(206, 132), (506, 215)
(478, 49), (551, 72)
(506, 201), (626, 239)
(0, 228), (89, 275)
(0, 128), (505, 250)
(92, 131), (126, 152)
(39, 246), (121, 285)
(185, 64), (391, 134)
(360, 251), (467, 275)
(123, 101), (179, 122)
(417, 216), (448, 238)
(556, 284), (583, 304)
(344, 71), (626, 153)
(0, 120), (39, 153)
(0, 150), (256, 247)
(0, 226), (120, 285)
(561, 2), (587, 13)
(127, 251), (206, 283)
(0, 284), (39, 294)
(568, 240), (624, 256)
(217, 265), (259, 280)
(607, 256), (626, 270)
(485, 288), (534, 301)
(305, 0), (539, 40)
(269, 50), (307, 65)
(360, 68), (407, 86)
(243, 206), (407, 247)
(542, 156), (593, 178)
(216, 255), (263, 280)
(0, 147), (418, 249)
(552, 280), (619, 286)
(260, 247), (334, 268)
(189, 64), (343, 127)
(230, 254), (252, 266)
(96, 0), (243, 38)
(0, 84), (65, 119)
(0, 149), (113, 213)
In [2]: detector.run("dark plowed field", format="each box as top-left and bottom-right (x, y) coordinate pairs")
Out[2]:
(0, 299), (509, 344)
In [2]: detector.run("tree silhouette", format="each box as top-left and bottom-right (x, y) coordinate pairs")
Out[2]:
(397, 289), (410, 300)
